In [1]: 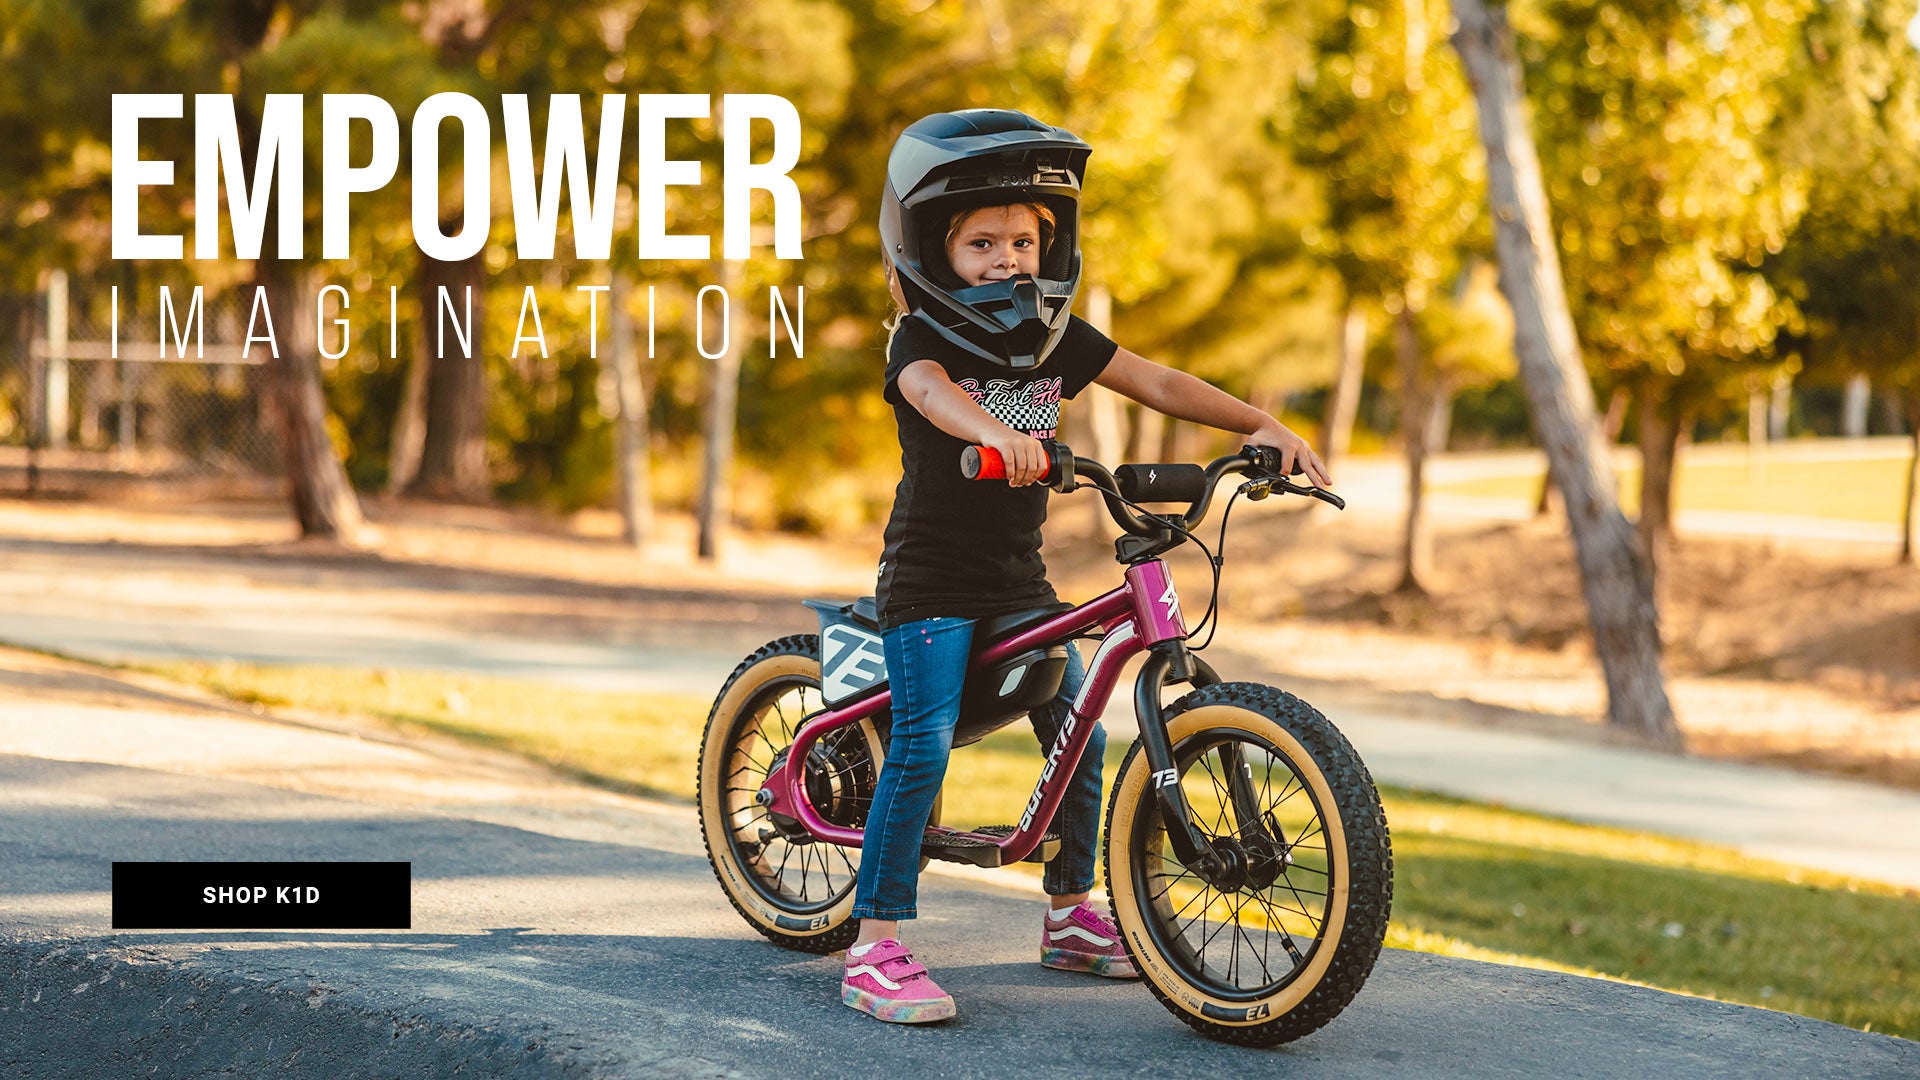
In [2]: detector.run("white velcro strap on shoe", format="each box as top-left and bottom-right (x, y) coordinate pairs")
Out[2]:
(1048, 925), (1114, 947)
(846, 963), (904, 991)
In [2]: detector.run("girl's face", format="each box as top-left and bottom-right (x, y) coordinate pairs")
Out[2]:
(945, 205), (1043, 287)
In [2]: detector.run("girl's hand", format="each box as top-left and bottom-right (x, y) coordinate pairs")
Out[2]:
(982, 428), (1048, 487)
(1250, 421), (1332, 489)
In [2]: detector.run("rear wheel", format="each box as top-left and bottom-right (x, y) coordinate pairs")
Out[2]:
(1103, 682), (1392, 1045)
(696, 636), (933, 953)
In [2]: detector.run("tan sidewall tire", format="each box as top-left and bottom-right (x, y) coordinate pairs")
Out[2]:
(1106, 703), (1351, 1026)
(699, 649), (868, 946)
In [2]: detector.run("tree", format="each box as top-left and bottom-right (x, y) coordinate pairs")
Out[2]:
(1294, 0), (1488, 592)
(1765, 0), (1920, 562)
(1450, 0), (1680, 747)
(202, 1), (369, 543)
(397, 5), (516, 503)
(1521, 0), (1811, 570)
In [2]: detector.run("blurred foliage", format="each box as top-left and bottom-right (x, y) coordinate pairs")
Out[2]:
(1, 0), (1916, 531)
(1764, 0), (1920, 401)
(1519, 0), (1817, 424)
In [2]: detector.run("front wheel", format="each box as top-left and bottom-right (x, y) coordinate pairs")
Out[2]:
(1104, 682), (1392, 1046)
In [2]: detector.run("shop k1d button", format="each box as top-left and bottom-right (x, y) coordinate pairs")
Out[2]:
(112, 862), (411, 929)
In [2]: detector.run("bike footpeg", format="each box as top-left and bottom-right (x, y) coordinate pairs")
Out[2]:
(920, 827), (1003, 867)
(972, 824), (1061, 864)
(920, 825), (1062, 868)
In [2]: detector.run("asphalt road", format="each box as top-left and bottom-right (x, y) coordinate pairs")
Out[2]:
(5, 737), (1914, 1080)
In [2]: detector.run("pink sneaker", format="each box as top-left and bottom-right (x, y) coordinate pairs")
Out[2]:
(1041, 902), (1139, 978)
(841, 939), (957, 1024)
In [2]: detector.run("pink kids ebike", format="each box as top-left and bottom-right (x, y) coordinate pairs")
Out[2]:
(696, 443), (1393, 1045)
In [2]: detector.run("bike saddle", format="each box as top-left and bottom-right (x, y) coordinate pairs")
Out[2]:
(970, 602), (1075, 650)
(810, 598), (1069, 647)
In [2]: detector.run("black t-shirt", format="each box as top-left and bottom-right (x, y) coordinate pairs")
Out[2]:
(876, 315), (1118, 628)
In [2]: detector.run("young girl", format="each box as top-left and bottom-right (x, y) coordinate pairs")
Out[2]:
(844, 109), (1330, 1024)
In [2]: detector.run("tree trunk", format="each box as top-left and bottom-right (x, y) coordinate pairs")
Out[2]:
(1768, 372), (1792, 441)
(1322, 298), (1368, 466)
(1426, 370), (1454, 453)
(408, 237), (490, 502)
(1450, 0), (1679, 748)
(1880, 393), (1905, 437)
(1394, 306), (1432, 594)
(1534, 458), (1556, 518)
(1129, 404), (1166, 462)
(235, 88), (363, 543)
(1636, 386), (1680, 580)
(608, 274), (653, 548)
(1602, 384), (1629, 441)
(698, 259), (745, 561)
(1841, 372), (1870, 439)
(386, 301), (431, 494)
(1079, 282), (1127, 465)
(257, 258), (365, 544)
(1902, 391), (1918, 566)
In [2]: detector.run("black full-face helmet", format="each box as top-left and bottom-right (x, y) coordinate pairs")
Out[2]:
(880, 109), (1091, 370)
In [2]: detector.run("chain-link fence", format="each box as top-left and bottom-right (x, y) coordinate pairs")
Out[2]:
(0, 275), (281, 493)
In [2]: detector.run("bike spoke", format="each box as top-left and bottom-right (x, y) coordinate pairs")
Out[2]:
(1231, 891), (1273, 987)
(1167, 879), (1214, 926)
(1149, 864), (1199, 903)
(1276, 875), (1325, 935)
(1246, 890), (1305, 970)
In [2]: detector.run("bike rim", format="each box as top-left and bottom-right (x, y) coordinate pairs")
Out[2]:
(1131, 726), (1337, 1001)
(721, 674), (870, 915)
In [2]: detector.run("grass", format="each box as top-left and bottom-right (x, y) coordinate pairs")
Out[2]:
(1431, 455), (1913, 524)
(144, 659), (1920, 1039)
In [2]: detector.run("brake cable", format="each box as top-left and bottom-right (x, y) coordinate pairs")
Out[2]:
(1185, 482), (1248, 651)
(1094, 472), (1259, 653)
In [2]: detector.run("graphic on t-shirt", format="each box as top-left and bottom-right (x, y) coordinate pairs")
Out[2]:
(956, 376), (1064, 438)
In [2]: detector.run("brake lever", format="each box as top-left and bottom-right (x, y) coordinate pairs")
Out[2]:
(1270, 476), (1347, 511)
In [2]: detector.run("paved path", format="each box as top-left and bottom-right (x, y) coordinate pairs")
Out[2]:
(1332, 438), (1912, 548)
(2, 656), (1913, 1078)
(4, 530), (1919, 892)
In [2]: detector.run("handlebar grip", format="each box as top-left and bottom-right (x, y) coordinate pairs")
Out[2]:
(1246, 445), (1307, 477)
(961, 445), (1053, 483)
(1114, 463), (1208, 503)
(960, 446), (1002, 480)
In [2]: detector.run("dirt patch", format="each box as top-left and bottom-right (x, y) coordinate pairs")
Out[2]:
(4, 488), (1917, 793)
(1046, 500), (1920, 790)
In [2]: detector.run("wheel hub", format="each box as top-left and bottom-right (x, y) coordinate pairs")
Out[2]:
(761, 736), (875, 841)
(1203, 836), (1252, 893)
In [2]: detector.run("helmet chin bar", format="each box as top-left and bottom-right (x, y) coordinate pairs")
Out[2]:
(954, 275), (1046, 329)
(913, 273), (1075, 370)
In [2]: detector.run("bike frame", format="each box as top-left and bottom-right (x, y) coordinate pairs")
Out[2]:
(759, 558), (1221, 866)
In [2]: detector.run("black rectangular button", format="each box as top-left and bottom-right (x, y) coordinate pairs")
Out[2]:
(112, 861), (412, 929)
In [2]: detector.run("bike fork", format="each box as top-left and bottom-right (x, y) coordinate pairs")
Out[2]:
(1134, 642), (1222, 875)
(1134, 642), (1284, 886)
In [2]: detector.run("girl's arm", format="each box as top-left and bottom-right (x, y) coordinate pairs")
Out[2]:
(896, 359), (1051, 486)
(1093, 348), (1331, 487)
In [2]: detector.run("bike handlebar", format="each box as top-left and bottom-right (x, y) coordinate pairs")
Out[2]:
(961, 442), (1345, 536)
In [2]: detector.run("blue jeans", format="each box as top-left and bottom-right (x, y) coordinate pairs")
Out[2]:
(850, 614), (1105, 921)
